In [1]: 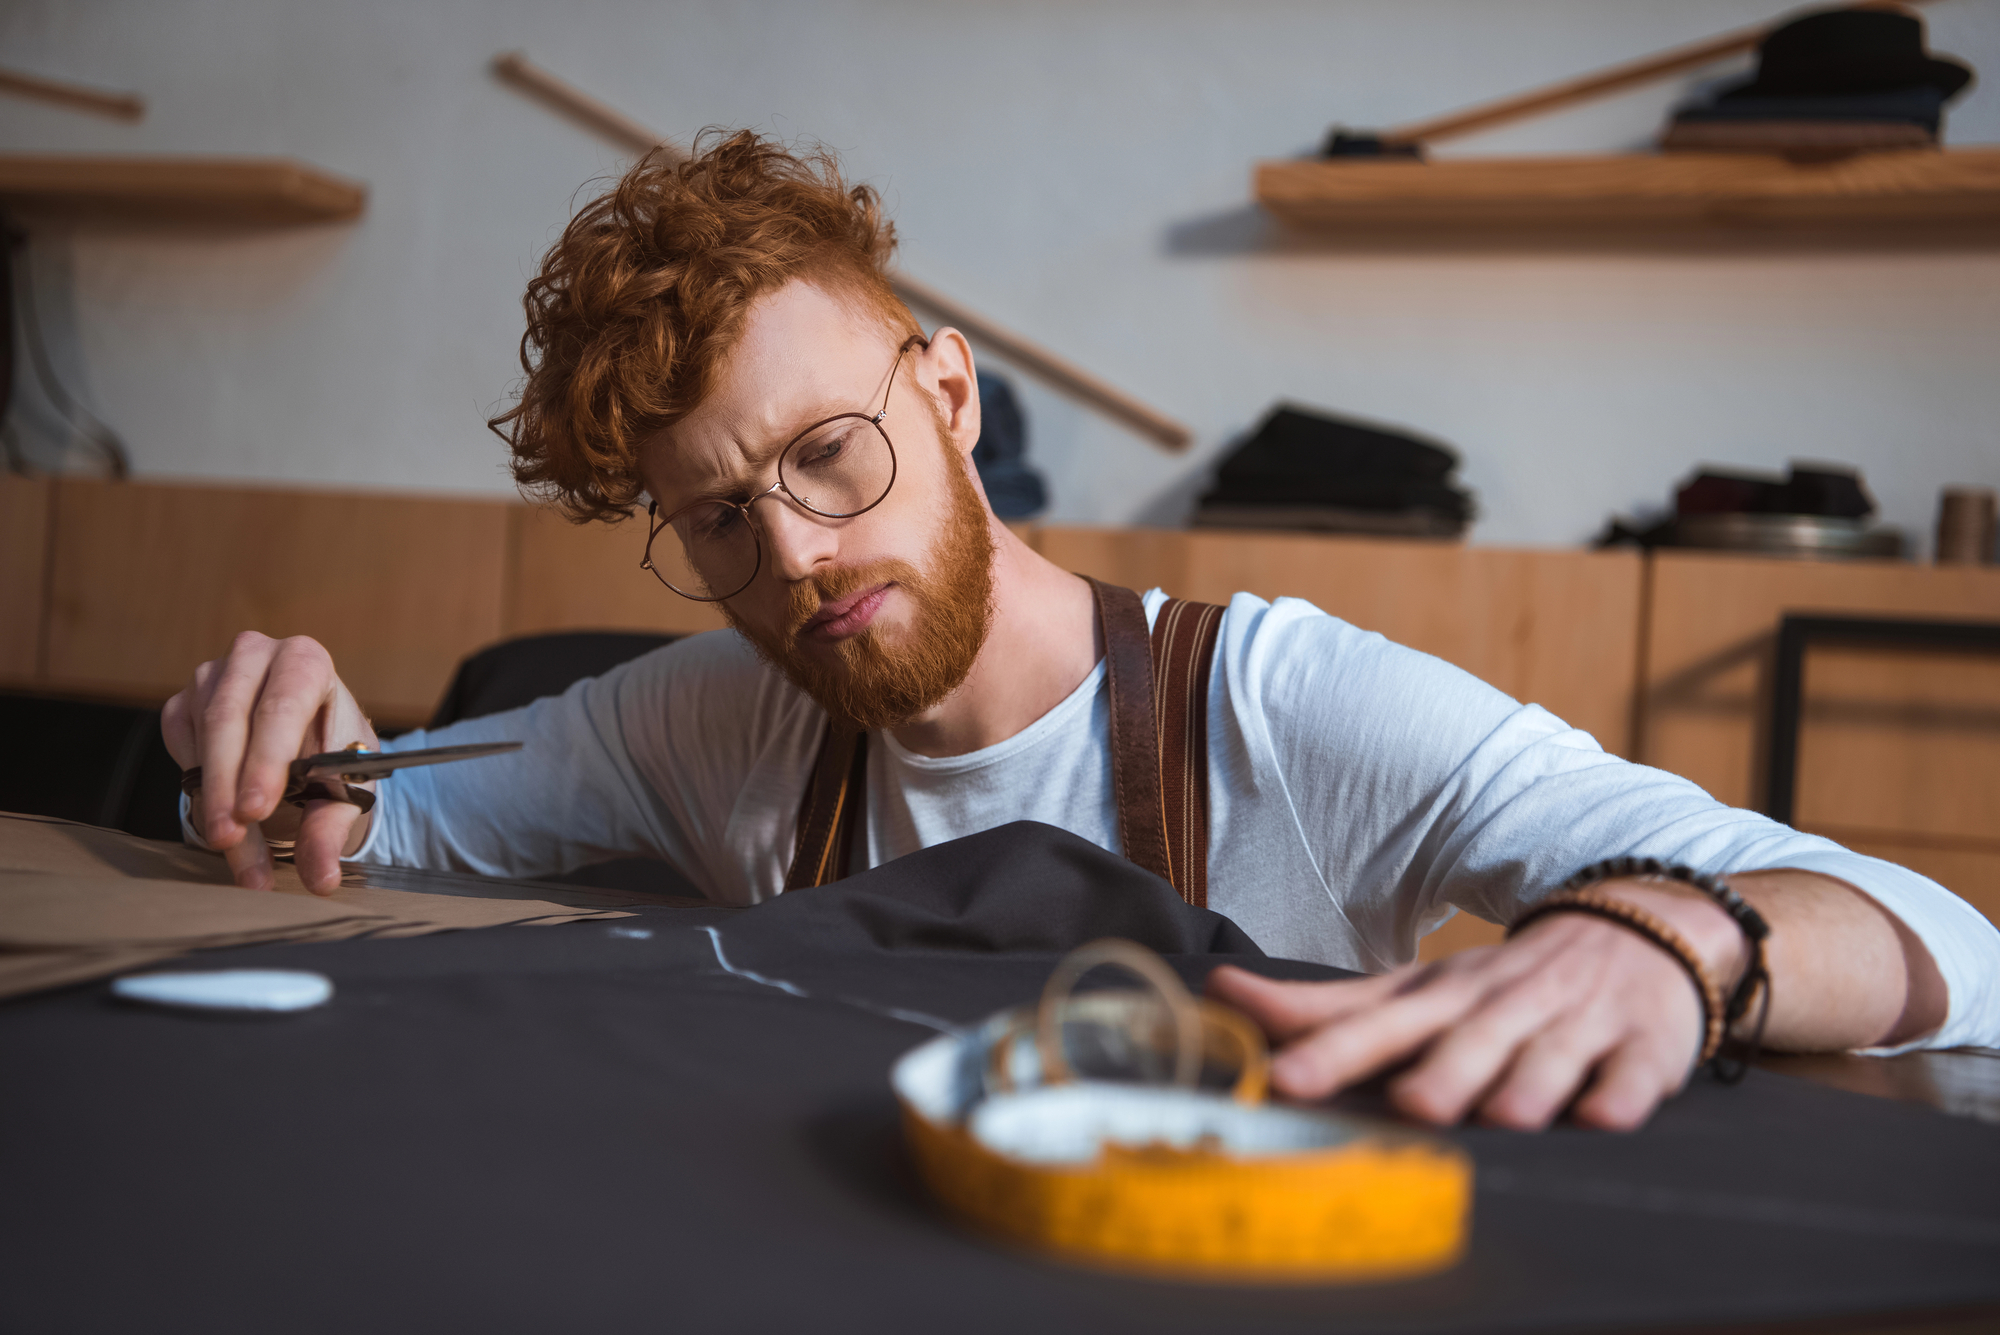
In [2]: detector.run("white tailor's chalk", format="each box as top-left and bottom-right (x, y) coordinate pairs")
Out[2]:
(111, 969), (333, 1013)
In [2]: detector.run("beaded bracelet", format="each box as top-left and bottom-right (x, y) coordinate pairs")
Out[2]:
(1542, 857), (1773, 1084)
(1509, 887), (1726, 1064)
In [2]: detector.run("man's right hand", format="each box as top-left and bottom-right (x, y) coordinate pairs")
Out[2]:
(161, 631), (380, 895)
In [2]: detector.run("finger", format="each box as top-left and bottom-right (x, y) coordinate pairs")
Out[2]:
(173, 658), (222, 777)
(223, 820), (276, 892)
(1570, 1037), (1681, 1132)
(199, 633), (281, 847)
(1475, 1013), (1619, 1131)
(236, 638), (339, 827)
(1205, 965), (1401, 1043)
(1268, 971), (1490, 1101)
(1386, 971), (1579, 1125)
(293, 798), (363, 895)
(161, 689), (198, 771)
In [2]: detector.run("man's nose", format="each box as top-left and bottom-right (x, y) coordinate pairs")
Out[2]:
(756, 493), (840, 584)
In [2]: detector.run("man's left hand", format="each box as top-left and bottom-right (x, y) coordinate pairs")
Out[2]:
(1208, 909), (1713, 1130)
(1208, 867), (1944, 1131)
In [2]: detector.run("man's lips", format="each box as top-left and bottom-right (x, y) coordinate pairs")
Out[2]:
(801, 582), (893, 640)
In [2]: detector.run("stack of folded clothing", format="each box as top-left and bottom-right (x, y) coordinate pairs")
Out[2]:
(972, 371), (1047, 520)
(1661, 8), (1973, 158)
(1193, 403), (1474, 539)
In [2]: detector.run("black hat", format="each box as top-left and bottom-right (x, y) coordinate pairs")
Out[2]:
(1724, 7), (1972, 100)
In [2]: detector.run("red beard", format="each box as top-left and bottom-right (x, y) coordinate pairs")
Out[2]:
(726, 439), (995, 732)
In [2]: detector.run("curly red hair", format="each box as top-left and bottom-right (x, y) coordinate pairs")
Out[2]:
(491, 130), (919, 522)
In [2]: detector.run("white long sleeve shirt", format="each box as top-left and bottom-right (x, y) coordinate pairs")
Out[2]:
(350, 589), (2000, 1051)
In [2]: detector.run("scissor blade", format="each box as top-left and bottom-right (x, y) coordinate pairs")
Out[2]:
(293, 741), (524, 782)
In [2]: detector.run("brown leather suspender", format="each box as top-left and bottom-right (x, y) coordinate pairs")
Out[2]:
(784, 580), (1225, 902)
(1147, 590), (1226, 908)
(783, 719), (868, 892)
(1088, 579), (1173, 889)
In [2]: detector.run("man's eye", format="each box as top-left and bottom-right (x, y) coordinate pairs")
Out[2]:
(686, 507), (741, 541)
(797, 428), (851, 468)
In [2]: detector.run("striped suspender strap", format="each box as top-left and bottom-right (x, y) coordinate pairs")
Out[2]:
(783, 580), (1222, 898)
(1086, 578), (1174, 887)
(1149, 593), (1225, 909)
(1085, 577), (1226, 907)
(784, 720), (868, 891)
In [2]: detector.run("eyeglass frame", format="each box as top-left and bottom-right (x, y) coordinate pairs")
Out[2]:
(640, 332), (930, 602)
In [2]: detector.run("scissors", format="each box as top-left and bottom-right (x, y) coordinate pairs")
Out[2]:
(179, 741), (523, 816)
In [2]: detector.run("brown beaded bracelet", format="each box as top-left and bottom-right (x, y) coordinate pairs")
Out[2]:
(1508, 886), (1727, 1066)
(1559, 857), (1773, 1083)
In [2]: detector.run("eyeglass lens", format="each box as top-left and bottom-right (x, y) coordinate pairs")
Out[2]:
(646, 413), (897, 600)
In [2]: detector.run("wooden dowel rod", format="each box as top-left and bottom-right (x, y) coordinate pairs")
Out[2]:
(490, 51), (1192, 454)
(491, 52), (684, 161)
(890, 273), (1191, 452)
(1383, 0), (1937, 147)
(0, 67), (144, 122)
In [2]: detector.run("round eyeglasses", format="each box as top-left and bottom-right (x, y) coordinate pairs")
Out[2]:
(642, 334), (926, 602)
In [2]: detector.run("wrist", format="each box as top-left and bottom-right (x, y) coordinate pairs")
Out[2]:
(1531, 856), (1774, 1083)
(1593, 878), (1749, 995)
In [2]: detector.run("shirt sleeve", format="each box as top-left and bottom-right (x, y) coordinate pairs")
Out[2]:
(1237, 594), (2000, 1053)
(353, 630), (782, 896)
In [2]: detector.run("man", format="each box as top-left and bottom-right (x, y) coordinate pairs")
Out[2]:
(165, 133), (1997, 1132)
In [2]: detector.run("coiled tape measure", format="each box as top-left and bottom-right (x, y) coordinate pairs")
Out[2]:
(892, 939), (1472, 1282)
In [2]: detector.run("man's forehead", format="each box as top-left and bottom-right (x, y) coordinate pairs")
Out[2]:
(643, 281), (900, 497)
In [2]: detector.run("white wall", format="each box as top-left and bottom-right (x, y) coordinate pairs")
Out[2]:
(4, 0), (1997, 550)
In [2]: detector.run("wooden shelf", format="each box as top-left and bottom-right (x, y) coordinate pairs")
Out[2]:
(1255, 148), (2000, 233)
(0, 155), (366, 224)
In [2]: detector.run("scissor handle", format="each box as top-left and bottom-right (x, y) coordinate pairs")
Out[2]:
(289, 778), (377, 814)
(179, 762), (377, 813)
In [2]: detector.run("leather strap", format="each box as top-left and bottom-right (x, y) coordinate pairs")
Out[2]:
(785, 720), (867, 891)
(1086, 577), (1173, 887)
(781, 580), (1224, 901)
(1150, 594), (1225, 909)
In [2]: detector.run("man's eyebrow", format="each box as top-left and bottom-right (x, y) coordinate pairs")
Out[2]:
(676, 400), (843, 501)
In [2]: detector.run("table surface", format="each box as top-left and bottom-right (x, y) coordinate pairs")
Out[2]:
(1761, 1048), (2000, 1126)
(4, 819), (1999, 1335)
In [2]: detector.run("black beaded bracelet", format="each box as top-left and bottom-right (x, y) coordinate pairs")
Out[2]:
(1559, 856), (1773, 1084)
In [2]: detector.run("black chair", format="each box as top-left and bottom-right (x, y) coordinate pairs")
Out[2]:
(430, 630), (701, 898)
(0, 692), (186, 841)
(429, 630), (680, 727)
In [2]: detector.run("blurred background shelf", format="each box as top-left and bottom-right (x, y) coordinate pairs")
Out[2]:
(1254, 148), (2000, 234)
(0, 155), (367, 224)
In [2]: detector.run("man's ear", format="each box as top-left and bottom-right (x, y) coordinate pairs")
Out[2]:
(918, 327), (981, 459)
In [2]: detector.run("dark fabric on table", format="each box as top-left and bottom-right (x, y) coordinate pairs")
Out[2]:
(733, 821), (1262, 959)
(3, 821), (1997, 1334)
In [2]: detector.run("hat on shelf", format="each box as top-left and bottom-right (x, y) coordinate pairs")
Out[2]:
(1723, 7), (1971, 100)
(1593, 461), (1904, 561)
(1661, 7), (1974, 156)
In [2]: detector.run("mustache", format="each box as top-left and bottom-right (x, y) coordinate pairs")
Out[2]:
(781, 559), (922, 642)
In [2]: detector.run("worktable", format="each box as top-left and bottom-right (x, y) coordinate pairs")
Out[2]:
(2, 819), (1997, 1334)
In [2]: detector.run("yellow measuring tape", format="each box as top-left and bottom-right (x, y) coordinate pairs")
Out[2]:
(892, 940), (1472, 1282)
